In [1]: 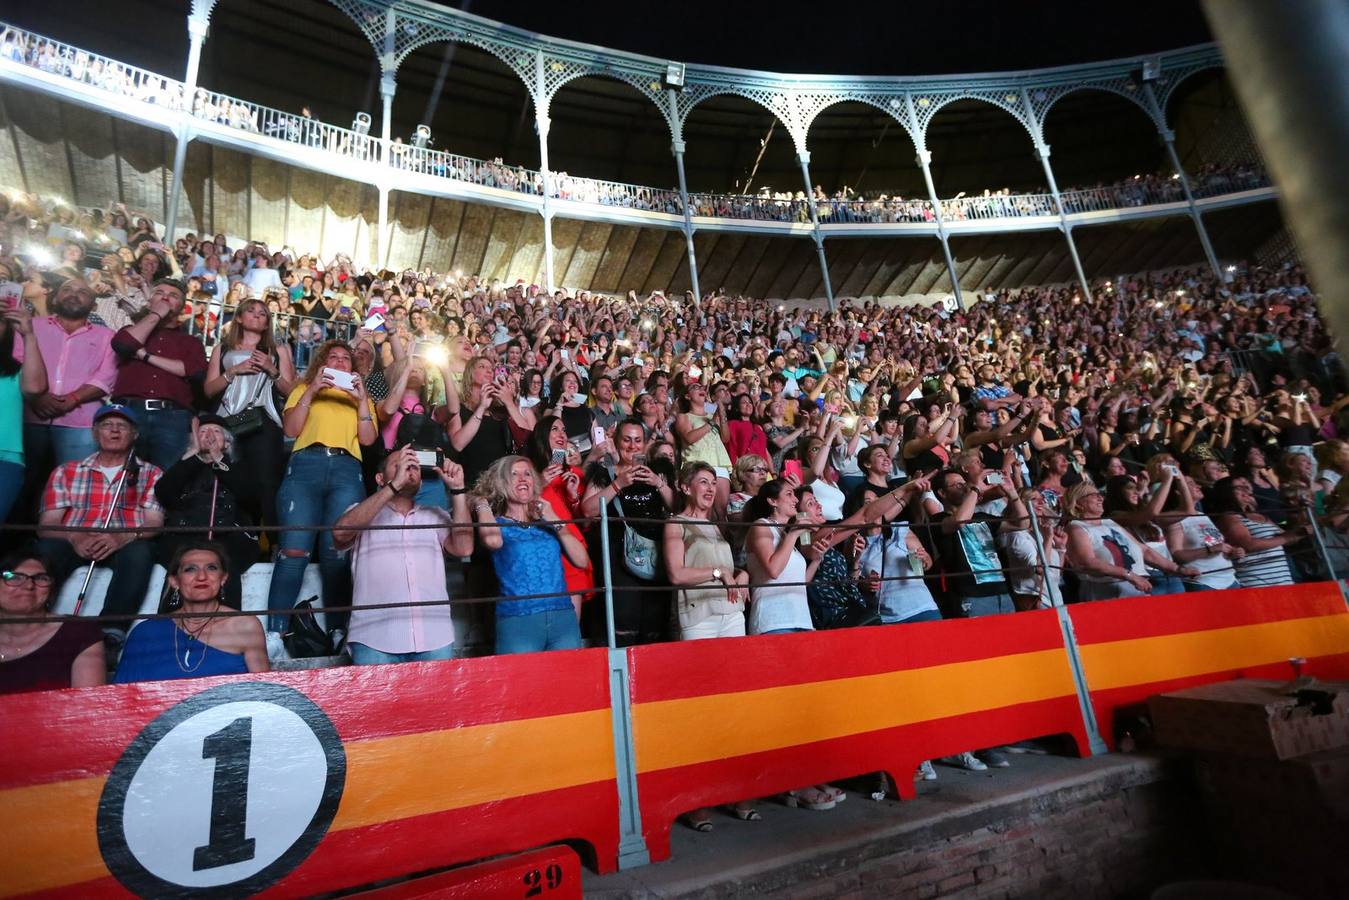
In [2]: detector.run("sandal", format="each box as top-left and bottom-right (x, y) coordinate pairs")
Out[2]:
(732, 804), (761, 821)
(684, 812), (714, 832)
(783, 788), (837, 811)
(819, 784), (847, 804)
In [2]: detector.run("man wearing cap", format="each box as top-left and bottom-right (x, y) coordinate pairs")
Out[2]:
(109, 278), (207, 470)
(35, 404), (165, 646)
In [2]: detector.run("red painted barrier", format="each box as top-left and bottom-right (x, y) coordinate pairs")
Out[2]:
(1068, 582), (1349, 749)
(0, 650), (620, 898)
(626, 609), (1091, 861)
(346, 845), (581, 900)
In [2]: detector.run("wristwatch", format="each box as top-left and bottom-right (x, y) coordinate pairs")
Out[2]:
(712, 567), (723, 581)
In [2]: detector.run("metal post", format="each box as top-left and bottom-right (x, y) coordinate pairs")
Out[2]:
(1305, 501), (1349, 608)
(164, 16), (207, 240)
(797, 151), (834, 309)
(536, 52), (556, 294)
(376, 74), (396, 269)
(1018, 87), (1091, 299)
(903, 94), (964, 309)
(1025, 502), (1109, 754)
(1140, 81), (1226, 283)
(667, 91), (701, 302)
(598, 499), (650, 868)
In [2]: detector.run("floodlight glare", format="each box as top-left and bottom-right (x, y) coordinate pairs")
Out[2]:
(663, 62), (686, 91)
(352, 112), (371, 135)
(412, 125), (432, 149)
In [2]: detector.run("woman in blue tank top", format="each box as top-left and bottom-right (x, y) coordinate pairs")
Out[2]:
(114, 542), (269, 683)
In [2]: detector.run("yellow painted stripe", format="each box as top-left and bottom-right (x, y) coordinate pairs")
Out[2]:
(331, 708), (615, 830)
(0, 776), (108, 897)
(633, 649), (1076, 773)
(0, 708), (615, 897)
(1079, 613), (1349, 692)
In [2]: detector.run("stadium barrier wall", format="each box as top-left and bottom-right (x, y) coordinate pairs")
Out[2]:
(1, 584), (1348, 892)
(1067, 581), (1349, 750)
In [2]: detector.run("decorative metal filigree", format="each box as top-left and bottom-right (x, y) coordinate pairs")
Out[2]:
(911, 90), (1036, 147)
(1026, 79), (1159, 142)
(797, 93), (916, 154)
(1156, 62), (1227, 121)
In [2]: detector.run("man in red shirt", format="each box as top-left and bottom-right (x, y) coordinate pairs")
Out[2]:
(35, 404), (165, 646)
(109, 278), (206, 470)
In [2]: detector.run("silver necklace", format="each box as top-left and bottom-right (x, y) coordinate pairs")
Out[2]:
(173, 609), (218, 673)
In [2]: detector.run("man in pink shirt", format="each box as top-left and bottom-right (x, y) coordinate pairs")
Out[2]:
(329, 445), (476, 665)
(22, 279), (118, 466)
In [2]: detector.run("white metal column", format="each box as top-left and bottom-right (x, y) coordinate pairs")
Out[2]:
(797, 152), (834, 310)
(376, 74), (395, 269)
(667, 90), (700, 302)
(1141, 80), (1225, 283)
(535, 52), (556, 294)
(164, 15), (207, 239)
(904, 95), (964, 310)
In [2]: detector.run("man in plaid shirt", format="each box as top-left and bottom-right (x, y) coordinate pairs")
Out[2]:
(35, 404), (165, 646)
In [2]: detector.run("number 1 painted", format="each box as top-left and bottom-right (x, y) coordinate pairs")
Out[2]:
(194, 716), (257, 871)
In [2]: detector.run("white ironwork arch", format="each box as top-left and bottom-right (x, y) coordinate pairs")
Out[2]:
(676, 85), (801, 154)
(801, 95), (920, 157)
(538, 65), (674, 138)
(913, 91), (1037, 153)
(391, 30), (537, 101)
(1158, 61), (1229, 124)
(1032, 82), (1162, 141)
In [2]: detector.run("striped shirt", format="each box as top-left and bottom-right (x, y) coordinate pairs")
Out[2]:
(1232, 516), (1294, 587)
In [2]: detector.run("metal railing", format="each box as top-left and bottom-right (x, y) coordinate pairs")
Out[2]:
(687, 193), (810, 222)
(0, 20), (1273, 229)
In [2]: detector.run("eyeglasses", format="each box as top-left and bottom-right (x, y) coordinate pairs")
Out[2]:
(2, 571), (54, 587)
(749, 466), (770, 474)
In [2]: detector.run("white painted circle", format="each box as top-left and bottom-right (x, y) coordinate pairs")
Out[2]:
(120, 699), (329, 889)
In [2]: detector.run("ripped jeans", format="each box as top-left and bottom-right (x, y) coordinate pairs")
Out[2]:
(265, 447), (365, 634)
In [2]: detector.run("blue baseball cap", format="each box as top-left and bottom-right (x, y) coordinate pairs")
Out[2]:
(93, 403), (137, 425)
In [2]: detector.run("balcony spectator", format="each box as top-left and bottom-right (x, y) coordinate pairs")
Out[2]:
(109, 278), (207, 469)
(113, 543), (268, 682)
(34, 403), (163, 646)
(331, 446), (474, 665)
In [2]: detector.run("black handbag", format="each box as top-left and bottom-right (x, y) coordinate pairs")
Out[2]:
(282, 596), (335, 658)
(222, 406), (266, 438)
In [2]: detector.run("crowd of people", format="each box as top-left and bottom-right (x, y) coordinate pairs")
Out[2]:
(0, 179), (1343, 806)
(1, 23), (1270, 226)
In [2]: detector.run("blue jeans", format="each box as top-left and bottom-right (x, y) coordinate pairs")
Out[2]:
(495, 608), (582, 654)
(0, 460), (23, 525)
(897, 609), (943, 624)
(24, 423), (97, 466)
(266, 448), (366, 634)
(35, 536), (156, 633)
(760, 627), (811, 635)
(962, 593), (1015, 617)
(1183, 580), (1238, 592)
(122, 406), (194, 472)
(415, 477), (447, 509)
(1148, 570), (1186, 597)
(349, 642), (457, 665)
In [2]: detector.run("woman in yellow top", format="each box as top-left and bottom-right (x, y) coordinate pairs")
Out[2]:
(675, 381), (732, 513)
(264, 340), (379, 657)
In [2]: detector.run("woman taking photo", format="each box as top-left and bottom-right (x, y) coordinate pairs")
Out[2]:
(1103, 468), (1186, 596)
(203, 298), (296, 512)
(471, 455), (586, 654)
(115, 542), (269, 682)
(528, 415), (597, 619)
(0, 552), (104, 693)
(265, 341), (378, 654)
(675, 382), (732, 511)
(1163, 478), (1245, 591)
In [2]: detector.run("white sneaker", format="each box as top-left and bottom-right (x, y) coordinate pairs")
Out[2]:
(265, 631), (291, 663)
(951, 751), (988, 771)
(329, 628), (346, 653)
(916, 760), (937, 781)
